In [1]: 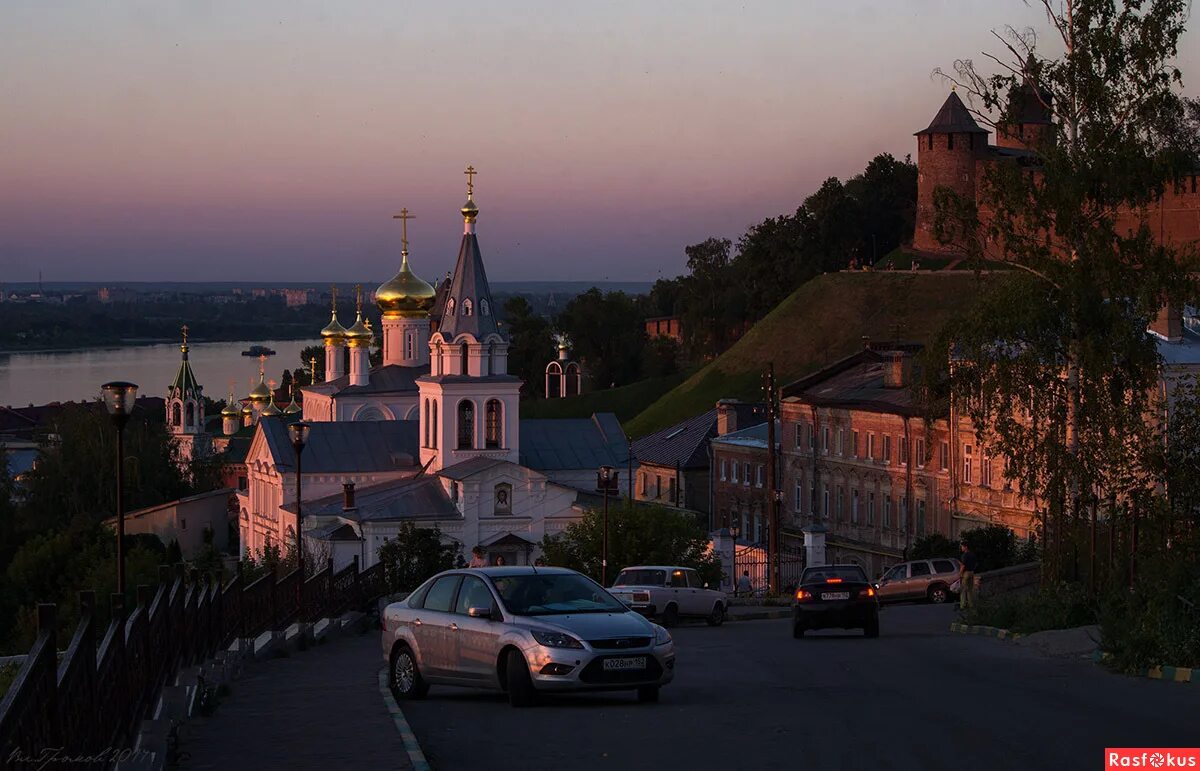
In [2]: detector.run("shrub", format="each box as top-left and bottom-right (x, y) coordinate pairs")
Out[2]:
(910, 533), (958, 560)
(965, 584), (1095, 634)
(960, 524), (1019, 572)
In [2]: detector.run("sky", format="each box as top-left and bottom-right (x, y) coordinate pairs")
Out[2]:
(2, 1), (1197, 285)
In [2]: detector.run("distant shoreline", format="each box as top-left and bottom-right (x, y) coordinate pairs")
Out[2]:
(0, 335), (315, 356)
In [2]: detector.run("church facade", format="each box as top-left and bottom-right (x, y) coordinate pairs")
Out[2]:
(237, 168), (630, 568)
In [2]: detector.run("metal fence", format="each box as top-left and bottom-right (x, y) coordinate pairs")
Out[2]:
(0, 556), (385, 769)
(730, 547), (807, 597)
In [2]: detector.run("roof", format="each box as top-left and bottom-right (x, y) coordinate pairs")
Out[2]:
(711, 420), (779, 451)
(322, 364), (429, 397)
(916, 91), (989, 135)
(287, 475), (457, 523)
(109, 487), (236, 524)
(259, 418), (420, 473)
(437, 456), (510, 481)
(519, 413), (630, 471)
(308, 522), (362, 541)
(633, 404), (765, 470)
(169, 348), (202, 398)
(430, 273), (453, 328)
(436, 234), (502, 340)
(780, 348), (924, 416)
(223, 436), (252, 464)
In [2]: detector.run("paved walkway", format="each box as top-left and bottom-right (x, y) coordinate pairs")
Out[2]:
(178, 630), (410, 771)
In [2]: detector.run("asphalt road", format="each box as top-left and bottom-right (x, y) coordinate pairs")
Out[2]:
(398, 604), (1199, 771)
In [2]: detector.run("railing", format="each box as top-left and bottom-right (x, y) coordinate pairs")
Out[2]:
(731, 547), (807, 596)
(0, 557), (385, 769)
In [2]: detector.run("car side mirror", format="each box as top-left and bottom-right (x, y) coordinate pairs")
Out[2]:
(467, 606), (492, 620)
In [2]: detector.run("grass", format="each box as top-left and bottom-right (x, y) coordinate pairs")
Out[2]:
(625, 271), (989, 437)
(519, 371), (690, 422)
(965, 584), (1097, 634)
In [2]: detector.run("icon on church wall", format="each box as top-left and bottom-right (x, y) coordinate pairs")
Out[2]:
(494, 483), (512, 515)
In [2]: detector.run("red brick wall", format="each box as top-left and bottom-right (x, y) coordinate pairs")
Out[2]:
(913, 132), (984, 254)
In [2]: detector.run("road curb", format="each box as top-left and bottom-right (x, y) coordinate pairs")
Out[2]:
(1091, 652), (1197, 685)
(730, 609), (792, 622)
(948, 622), (1023, 640)
(377, 667), (432, 771)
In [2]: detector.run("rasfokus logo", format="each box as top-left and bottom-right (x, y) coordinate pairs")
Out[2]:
(1107, 749), (1200, 769)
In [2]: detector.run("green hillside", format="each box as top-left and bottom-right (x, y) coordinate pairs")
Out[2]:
(518, 371), (690, 423)
(624, 271), (988, 437)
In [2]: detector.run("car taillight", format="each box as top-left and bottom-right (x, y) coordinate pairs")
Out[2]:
(795, 589), (813, 601)
(859, 587), (876, 598)
(825, 577), (843, 583)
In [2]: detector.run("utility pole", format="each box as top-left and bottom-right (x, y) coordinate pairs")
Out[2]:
(763, 363), (780, 595)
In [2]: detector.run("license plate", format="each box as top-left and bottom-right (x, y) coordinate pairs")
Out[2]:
(821, 592), (850, 601)
(602, 656), (647, 671)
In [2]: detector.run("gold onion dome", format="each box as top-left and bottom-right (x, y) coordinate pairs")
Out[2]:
(283, 392), (302, 414)
(261, 391), (283, 417)
(248, 373), (272, 402)
(321, 312), (347, 341)
(344, 311), (372, 345)
(221, 399), (240, 417)
(240, 402), (253, 416)
(461, 198), (479, 220)
(376, 254), (437, 317)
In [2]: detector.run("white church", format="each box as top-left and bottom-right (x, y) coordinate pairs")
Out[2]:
(236, 169), (630, 570)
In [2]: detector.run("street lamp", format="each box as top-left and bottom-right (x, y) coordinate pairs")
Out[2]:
(729, 521), (741, 595)
(598, 465), (614, 586)
(101, 381), (138, 596)
(289, 422), (311, 581)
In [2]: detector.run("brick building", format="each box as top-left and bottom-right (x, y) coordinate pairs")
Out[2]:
(710, 406), (780, 548)
(644, 316), (682, 343)
(777, 345), (1039, 578)
(913, 89), (1200, 257)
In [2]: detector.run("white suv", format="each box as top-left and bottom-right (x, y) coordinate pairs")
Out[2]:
(608, 566), (728, 627)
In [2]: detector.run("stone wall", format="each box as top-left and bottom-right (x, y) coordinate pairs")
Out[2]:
(975, 561), (1040, 600)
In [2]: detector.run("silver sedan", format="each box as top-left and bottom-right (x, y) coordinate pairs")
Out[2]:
(381, 566), (676, 707)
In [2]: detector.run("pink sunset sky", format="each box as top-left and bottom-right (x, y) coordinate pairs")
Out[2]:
(2, 1), (1197, 284)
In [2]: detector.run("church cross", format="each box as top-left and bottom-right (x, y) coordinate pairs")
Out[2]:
(464, 165), (477, 198)
(309, 356), (317, 383)
(181, 324), (189, 345)
(355, 284), (363, 312)
(392, 207), (415, 254)
(330, 284), (339, 312)
(258, 355), (267, 376)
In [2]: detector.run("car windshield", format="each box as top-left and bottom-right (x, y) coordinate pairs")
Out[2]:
(801, 566), (868, 584)
(613, 569), (666, 587)
(490, 573), (628, 616)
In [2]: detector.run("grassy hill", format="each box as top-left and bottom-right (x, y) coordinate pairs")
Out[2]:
(518, 371), (690, 423)
(624, 271), (988, 437)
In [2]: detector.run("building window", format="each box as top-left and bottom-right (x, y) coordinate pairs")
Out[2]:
(917, 500), (927, 535)
(431, 401), (438, 449)
(837, 428), (845, 456)
(720, 459), (728, 481)
(446, 298), (456, 316)
(940, 442), (950, 471)
(822, 485), (830, 520)
(899, 436), (908, 465)
(851, 431), (859, 458)
(867, 491), (875, 526)
(639, 473), (647, 495)
(981, 450), (992, 488)
(423, 399), (430, 447)
(822, 427), (830, 454)
(900, 497), (909, 531)
(867, 433), (875, 461)
(884, 494), (892, 528)
(851, 488), (859, 524)
(451, 481), (459, 503)
(837, 487), (845, 521)
(180, 517), (187, 531)
(794, 478), (803, 512)
(656, 475), (662, 499)
(481, 299), (490, 316)
(172, 402), (182, 426)
(883, 435), (891, 465)
(457, 400), (475, 449)
(755, 464), (764, 488)
(808, 423), (816, 449)
(406, 332), (414, 360)
(732, 462), (740, 484)
(916, 438), (926, 468)
(963, 444), (973, 484)
(494, 483), (512, 515)
(461, 343), (469, 375)
(744, 463), (751, 486)
(485, 399), (502, 449)
(668, 477), (677, 504)
(794, 423), (802, 448)
(462, 298), (473, 316)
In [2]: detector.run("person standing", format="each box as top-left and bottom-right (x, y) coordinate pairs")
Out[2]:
(469, 545), (487, 568)
(959, 541), (979, 610)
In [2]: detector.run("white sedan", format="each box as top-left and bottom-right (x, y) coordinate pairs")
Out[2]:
(607, 566), (728, 627)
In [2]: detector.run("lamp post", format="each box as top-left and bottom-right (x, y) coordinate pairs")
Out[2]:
(598, 465), (614, 586)
(289, 422), (311, 582)
(101, 381), (138, 596)
(729, 521), (741, 595)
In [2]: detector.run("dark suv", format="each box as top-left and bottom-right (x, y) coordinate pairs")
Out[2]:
(874, 558), (961, 604)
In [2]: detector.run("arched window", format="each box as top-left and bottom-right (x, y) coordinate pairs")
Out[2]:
(431, 401), (438, 449)
(461, 343), (469, 375)
(457, 400), (475, 449)
(480, 299), (490, 316)
(462, 298), (473, 316)
(485, 399), (502, 449)
(185, 401), (195, 429)
(423, 399), (430, 447)
(406, 332), (414, 360)
(172, 402), (182, 427)
(446, 298), (456, 316)
(433, 343), (442, 375)
(355, 406), (385, 421)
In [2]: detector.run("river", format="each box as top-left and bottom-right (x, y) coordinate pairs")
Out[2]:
(0, 339), (314, 407)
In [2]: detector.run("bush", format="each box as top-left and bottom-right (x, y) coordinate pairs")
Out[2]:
(960, 524), (1019, 572)
(910, 533), (958, 560)
(965, 584), (1096, 634)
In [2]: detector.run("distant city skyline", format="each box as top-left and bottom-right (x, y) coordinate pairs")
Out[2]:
(2, 0), (1197, 283)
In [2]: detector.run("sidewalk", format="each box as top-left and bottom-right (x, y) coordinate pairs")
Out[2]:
(727, 604), (791, 621)
(178, 630), (409, 771)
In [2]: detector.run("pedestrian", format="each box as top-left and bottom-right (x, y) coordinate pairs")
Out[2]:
(959, 541), (979, 610)
(534, 557), (546, 567)
(494, 555), (506, 567)
(468, 545), (487, 568)
(736, 570), (753, 596)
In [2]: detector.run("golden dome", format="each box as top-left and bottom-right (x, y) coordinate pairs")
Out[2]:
(221, 399), (240, 417)
(248, 373), (272, 402)
(461, 198), (479, 220)
(321, 312), (347, 341)
(240, 402), (253, 416)
(344, 311), (372, 346)
(376, 254), (437, 318)
(261, 392), (282, 417)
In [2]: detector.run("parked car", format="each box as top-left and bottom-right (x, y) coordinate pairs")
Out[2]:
(381, 567), (675, 707)
(873, 558), (961, 604)
(607, 566), (728, 627)
(792, 564), (880, 638)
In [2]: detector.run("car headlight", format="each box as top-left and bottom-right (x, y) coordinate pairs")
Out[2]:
(531, 630), (584, 649)
(654, 625), (672, 646)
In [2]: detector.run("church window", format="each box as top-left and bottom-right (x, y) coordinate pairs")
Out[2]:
(480, 299), (490, 316)
(185, 402), (195, 429)
(485, 399), (502, 448)
(457, 400), (475, 449)
(406, 332), (414, 360)
(172, 403), (182, 427)
(423, 399), (430, 447)
(461, 343), (469, 375)
(431, 401), (438, 449)
(948, 133), (955, 150)
(462, 299), (473, 316)
(446, 298), (456, 316)
(494, 483), (512, 515)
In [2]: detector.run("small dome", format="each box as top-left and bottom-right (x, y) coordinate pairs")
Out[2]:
(248, 373), (272, 402)
(240, 402), (253, 415)
(283, 399), (302, 414)
(376, 255), (437, 318)
(321, 313), (347, 341)
(221, 399), (240, 417)
(261, 395), (282, 417)
(461, 198), (479, 219)
(344, 311), (372, 344)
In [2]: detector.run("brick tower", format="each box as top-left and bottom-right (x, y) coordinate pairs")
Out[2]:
(912, 91), (989, 255)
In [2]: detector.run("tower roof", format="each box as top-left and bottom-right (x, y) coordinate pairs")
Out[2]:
(437, 232), (501, 340)
(169, 327), (202, 399)
(915, 91), (989, 136)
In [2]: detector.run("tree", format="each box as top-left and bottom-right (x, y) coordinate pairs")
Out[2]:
(678, 238), (738, 360)
(556, 289), (647, 389)
(299, 344), (324, 383)
(502, 296), (556, 398)
(959, 524), (1018, 573)
(910, 533), (959, 561)
(540, 504), (722, 587)
(640, 335), (681, 379)
(929, 0), (1198, 584)
(376, 522), (462, 593)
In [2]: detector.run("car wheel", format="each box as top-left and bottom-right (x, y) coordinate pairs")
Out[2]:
(928, 585), (949, 604)
(864, 616), (880, 638)
(636, 685), (660, 703)
(705, 603), (725, 627)
(661, 603), (680, 628)
(792, 621), (805, 639)
(390, 645), (429, 700)
(505, 649), (539, 708)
